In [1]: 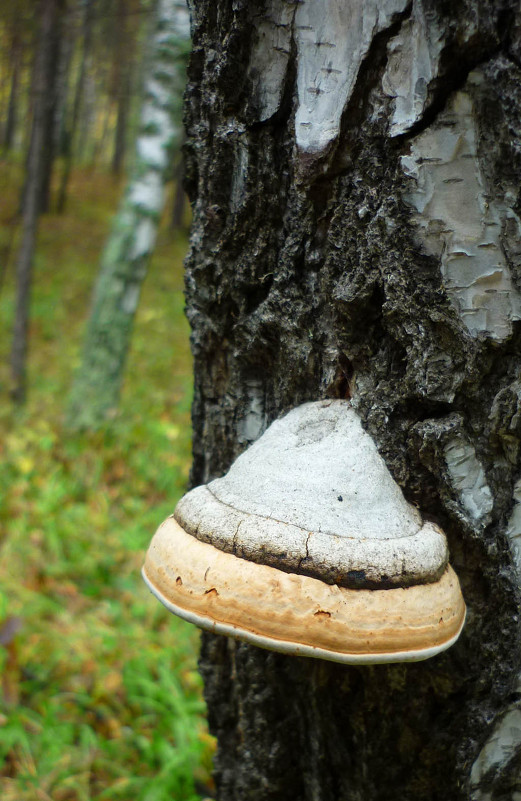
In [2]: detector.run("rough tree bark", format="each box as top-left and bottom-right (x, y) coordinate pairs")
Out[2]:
(66, 0), (189, 428)
(183, 1), (521, 798)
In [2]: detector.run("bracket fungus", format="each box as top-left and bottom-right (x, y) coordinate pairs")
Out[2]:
(143, 400), (466, 664)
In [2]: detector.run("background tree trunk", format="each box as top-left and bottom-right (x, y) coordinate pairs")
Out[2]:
(184, 1), (521, 798)
(110, 0), (135, 176)
(66, 0), (190, 429)
(3, 34), (21, 153)
(19, 0), (63, 216)
(57, 0), (95, 213)
(11, 0), (65, 403)
(111, 66), (131, 176)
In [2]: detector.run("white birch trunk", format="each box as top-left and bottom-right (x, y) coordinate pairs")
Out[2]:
(67, 0), (190, 428)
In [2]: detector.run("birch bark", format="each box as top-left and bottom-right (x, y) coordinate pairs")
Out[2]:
(67, 0), (190, 428)
(184, 0), (521, 798)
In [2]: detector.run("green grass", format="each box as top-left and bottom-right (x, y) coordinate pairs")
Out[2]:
(0, 161), (215, 800)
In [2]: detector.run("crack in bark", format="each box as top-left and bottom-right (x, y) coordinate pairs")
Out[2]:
(393, 46), (503, 143)
(292, 1), (413, 176)
(334, 3), (413, 136)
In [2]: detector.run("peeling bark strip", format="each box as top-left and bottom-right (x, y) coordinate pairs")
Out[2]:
(444, 435), (493, 525)
(507, 481), (521, 572)
(382, 0), (443, 136)
(402, 83), (521, 342)
(248, 0), (295, 121)
(249, 0), (409, 152)
(471, 690), (521, 801)
(294, 0), (407, 154)
(184, 0), (521, 798)
(67, 0), (190, 428)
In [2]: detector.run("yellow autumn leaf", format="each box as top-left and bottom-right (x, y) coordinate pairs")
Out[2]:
(16, 457), (34, 475)
(164, 423), (180, 441)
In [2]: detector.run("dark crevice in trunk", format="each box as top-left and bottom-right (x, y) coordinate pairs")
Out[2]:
(393, 47), (503, 144)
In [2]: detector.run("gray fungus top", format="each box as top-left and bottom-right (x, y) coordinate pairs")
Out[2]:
(175, 400), (449, 588)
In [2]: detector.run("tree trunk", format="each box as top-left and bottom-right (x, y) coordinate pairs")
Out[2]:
(111, 68), (131, 176)
(57, 0), (94, 213)
(66, 0), (189, 429)
(10, 0), (64, 404)
(110, 0), (134, 176)
(3, 37), (21, 153)
(20, 0), (63, 216)
(76, 65), (96, 164)
(184, 1), (521, 798)
(38, 16), (63, 215)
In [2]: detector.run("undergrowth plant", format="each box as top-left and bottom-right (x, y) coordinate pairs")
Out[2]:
(0, 162), (215, 800)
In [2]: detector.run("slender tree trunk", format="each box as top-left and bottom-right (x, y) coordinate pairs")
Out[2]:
(76, 67), (96, 164)
(38, 3), (63, 214)
(20, 0), (63, 216)
(66, 0), (189, 429)
(92, 94), (112, 166)
(110, 0), (134, 177)
(3, 40), (21, 153)
(111, 68), (131, 176)
(57, 0), (95, 212)
(53, 2), (77, 161)
(184, 1), (521, 799)
(38, 105), (56, 214)
(10, 0), (64, 403)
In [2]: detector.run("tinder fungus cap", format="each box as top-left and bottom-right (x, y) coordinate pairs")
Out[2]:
(143, 400), (466, 664)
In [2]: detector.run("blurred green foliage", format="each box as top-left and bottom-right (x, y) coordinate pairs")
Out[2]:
(0, 161), (215, 800)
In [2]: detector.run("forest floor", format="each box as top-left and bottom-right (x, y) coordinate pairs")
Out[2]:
(0, 160), (215, 800)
